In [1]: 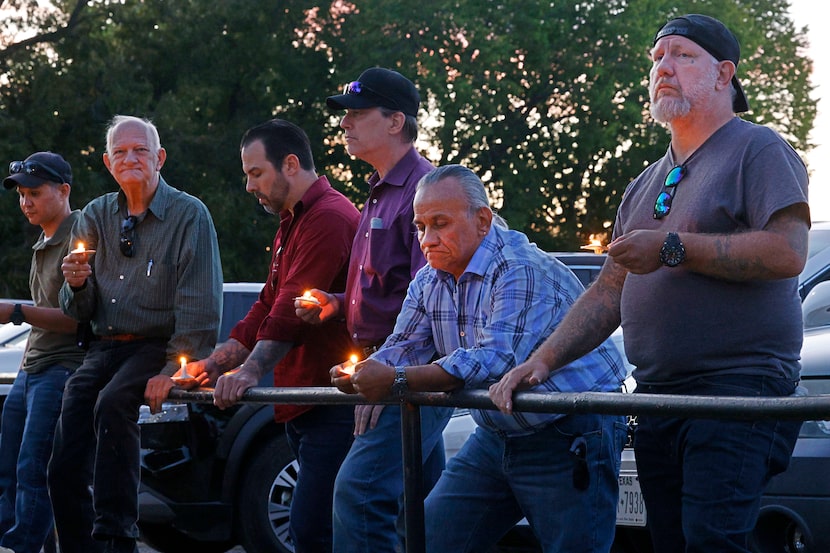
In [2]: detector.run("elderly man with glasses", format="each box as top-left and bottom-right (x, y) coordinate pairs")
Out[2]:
(49, 115), (222, 553)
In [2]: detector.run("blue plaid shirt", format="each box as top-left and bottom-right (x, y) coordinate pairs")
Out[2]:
(372, 224), (626, 436)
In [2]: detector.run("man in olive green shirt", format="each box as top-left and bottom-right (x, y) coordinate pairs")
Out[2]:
(0, 151), (85, 553)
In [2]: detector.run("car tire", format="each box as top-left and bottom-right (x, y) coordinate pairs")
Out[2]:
(234, 432), (298, 553)
(138, 521), (233, 553)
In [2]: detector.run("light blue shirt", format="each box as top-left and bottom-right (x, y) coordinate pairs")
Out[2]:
(372, 223), (626, 436)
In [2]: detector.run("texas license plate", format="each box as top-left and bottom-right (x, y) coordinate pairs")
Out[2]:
(616, 471), (647, 527)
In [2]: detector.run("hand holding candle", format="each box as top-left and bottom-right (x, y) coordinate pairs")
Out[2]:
(173, 355), (198, 386)
(340, 354), (359, 376)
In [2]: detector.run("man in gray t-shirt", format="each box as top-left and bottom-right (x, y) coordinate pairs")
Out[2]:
(492, 14), (809, 553)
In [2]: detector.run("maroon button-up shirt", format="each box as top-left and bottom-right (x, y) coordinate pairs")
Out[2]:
(230, 176), (359, 422)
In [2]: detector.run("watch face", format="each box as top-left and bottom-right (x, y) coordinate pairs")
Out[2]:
(660, 233), (685, 267)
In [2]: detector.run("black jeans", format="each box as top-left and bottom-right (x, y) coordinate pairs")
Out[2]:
(48, 338), (166, 553)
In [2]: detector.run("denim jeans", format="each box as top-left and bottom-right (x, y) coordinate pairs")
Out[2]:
(332, 404), (453, 553)
(424, 413), (626, 553)
(47, 338), (166, 553)
(0, 366), (71, 553)
(634, 375), (802, 553)
(285, 404), (354, 553)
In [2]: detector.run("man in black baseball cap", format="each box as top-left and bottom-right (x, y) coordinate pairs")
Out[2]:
(306, 68), (452, 553)
(326, 67), (420, 118)
(0, 149), (82, 553)
(4, 151), (73, 189)
(653, 13), (749, 113)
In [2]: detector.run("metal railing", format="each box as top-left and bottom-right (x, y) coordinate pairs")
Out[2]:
(167, 386), (830, 553)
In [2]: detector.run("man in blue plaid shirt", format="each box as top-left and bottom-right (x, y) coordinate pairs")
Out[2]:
(331, 164), (627, 553)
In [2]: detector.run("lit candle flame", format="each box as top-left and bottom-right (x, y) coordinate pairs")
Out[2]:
(179, 356), (190, 379)
(580, 237), (607, 254)
(303, 290), (313, 300)
(76, 242), (85, 253)
(341, 354), (359, 376)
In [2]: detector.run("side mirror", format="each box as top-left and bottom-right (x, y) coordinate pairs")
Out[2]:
(802, 280), (830, 329)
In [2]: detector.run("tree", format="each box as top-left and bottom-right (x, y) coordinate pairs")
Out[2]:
(0, 0), (815, 297)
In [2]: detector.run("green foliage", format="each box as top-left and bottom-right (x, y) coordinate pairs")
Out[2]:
(0, 0), (816, 297)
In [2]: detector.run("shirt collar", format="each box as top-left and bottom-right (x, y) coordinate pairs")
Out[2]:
(285, 175), (331, 219)
(113, 176), (171, 220)
(368, 146), (421, 189)
(435, 224), (499, 281)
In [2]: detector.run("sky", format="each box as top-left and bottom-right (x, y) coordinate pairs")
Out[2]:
(788, 0), (830, 221)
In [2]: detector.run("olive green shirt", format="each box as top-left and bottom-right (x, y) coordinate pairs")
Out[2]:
(23, 210), (86, 374)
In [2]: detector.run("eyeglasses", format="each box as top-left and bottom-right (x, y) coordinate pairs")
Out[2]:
(653, 165), (687, 219)
(9, 160), (65, 184)
(120, 216), (138, 257)
(341, 80), (402, 112)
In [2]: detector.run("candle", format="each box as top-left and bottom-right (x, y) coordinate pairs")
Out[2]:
(179, 356), (190, 378)
(341, 354), (359, 376)
(580, 238), (608, 254)
(294, 290), (321, 305)
(70, 241), (95, 255)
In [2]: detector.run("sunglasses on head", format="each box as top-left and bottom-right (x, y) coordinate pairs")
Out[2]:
(341, 80), (403, 112)
(653, 165), (687, 219)
(120, 215), (138, 257)
(9, 160), (65, 184)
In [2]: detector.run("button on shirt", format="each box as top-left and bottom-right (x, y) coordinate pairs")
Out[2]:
(371, 224), (626, 437)
(60, 177), (223, 375)
(338, 146), (433, 346)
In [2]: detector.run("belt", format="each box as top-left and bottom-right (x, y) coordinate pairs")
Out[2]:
(100, 334), (145, 342)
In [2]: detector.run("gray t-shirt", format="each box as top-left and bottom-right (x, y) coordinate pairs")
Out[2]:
(614, 117), (808, 385)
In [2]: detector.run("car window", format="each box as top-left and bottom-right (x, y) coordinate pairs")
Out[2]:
(808, 228), (830, 259)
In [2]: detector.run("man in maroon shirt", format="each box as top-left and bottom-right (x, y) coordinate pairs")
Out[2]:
(295, 67), (453, 553)
(185, 119), (359, 553)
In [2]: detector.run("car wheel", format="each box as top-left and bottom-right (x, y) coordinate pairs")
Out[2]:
(234, 432), (298, 553)
(138, 521), (233, 553)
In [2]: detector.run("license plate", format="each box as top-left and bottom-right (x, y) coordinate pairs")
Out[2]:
(616, 471), (647, 527)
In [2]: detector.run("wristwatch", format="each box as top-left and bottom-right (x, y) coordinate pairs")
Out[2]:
(659, 232), (686, 267)
(10, 303), (25, 325)
(391, 366), (408, 399)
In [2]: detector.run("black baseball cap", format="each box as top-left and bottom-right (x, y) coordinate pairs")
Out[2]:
(326, 67), (420, 118)
(4, 151), (73, 189)
(653, 14), (750, 113)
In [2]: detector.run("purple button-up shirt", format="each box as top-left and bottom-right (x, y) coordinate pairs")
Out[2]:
(337, 146), (433, 347)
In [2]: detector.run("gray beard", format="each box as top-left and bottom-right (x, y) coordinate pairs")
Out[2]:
(650, 96), (691, 123)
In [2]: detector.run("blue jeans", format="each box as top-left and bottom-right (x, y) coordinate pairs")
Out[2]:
(634, 375), (802, 553)
(0, 366), (71, 553)
(285, 404), (354, 553)
(425, 414), (626, 553)
(332, 404), (453, 553)
(47, 339), (166, 553)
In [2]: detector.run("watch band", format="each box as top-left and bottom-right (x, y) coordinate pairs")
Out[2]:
(10, 303), (25, 326)
(391, 365), (408, 399)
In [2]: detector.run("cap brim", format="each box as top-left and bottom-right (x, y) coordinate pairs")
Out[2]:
(3, 173), (46, 190)
(732, 76), (749, 113)
(326, 94), (380, 111)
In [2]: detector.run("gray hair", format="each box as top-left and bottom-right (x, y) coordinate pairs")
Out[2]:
(106, 115), (162, 156)
(417, 164), (507, 228)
